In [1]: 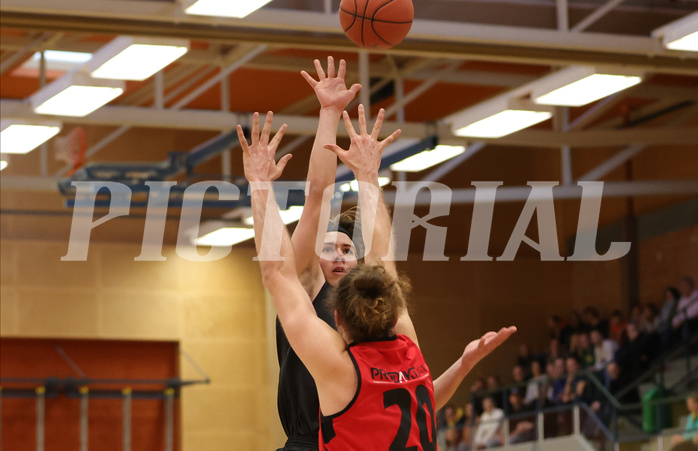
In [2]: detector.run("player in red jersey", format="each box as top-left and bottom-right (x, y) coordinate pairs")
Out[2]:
(239, 108), (516, 450)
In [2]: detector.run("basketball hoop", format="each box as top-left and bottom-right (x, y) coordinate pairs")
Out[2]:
(54, 127), (87, 176)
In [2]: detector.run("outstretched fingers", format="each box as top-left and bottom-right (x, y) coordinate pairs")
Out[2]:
(487, 327), (517, 348)
(324, 143), (348, 158)
(326, 56), (335, 79)
(337, 58), (347, 80)
(269, 123), (288, 151)
(381, 129), (402, 149)
(370, 108), (385, 140)
(251, 112), (260, 147)
(314, 59), (326, 81)
(300, 70), (318, 88)
(260, 111), (274, 146)
(275, 153), (293, 175)
(236, 125), (249, 153)
(357, 104), (368, 135)
(342, 110), (358, 137)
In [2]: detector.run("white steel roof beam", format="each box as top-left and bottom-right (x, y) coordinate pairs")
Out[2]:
(2, 0), (696, 65)
(3, 100), (697, 148)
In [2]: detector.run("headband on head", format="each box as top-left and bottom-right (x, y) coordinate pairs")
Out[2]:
(326, 222), (365, 258)
(327, 223), (353, 239)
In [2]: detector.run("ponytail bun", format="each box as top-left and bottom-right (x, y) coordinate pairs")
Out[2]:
(328, 264), (410, 342)
(352, 269), (386, 300)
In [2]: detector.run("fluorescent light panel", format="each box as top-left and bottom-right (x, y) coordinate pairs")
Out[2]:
(339, 177), (392, 192)
(0, 120), (61, 154)
(455, 110), (552, 139)
(666, 31), (698, 51)
(194, 227), (256, 247)
(653, 12), (698, 52)
(390, 145), (465, 172)
(89, 36), (189, 81)
(23, 51), (92, 72)
(532, 66), (643, 107)
(0, 160), (8, 171)
(30, 71), (124, 117)
(449, 96), (554, 139)
(244, 206), (305, 226)
(183, 0), (273, 18)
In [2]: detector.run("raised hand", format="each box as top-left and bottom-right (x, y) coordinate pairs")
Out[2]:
(237, 111), (291, 182)
(324, 105), (401, 181)
(301, 56), (362, 113)
(460, 326), (517, 370)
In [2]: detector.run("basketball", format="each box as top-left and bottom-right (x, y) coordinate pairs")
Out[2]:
(339, 0), (414, 49)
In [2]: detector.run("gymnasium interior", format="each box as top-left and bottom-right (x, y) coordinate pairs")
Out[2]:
(0, 0), (697, 450)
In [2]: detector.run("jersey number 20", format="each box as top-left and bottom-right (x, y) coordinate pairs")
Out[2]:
(383, 385), (437, 451)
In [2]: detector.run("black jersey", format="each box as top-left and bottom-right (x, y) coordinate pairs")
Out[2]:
(276, 282), (335, 448)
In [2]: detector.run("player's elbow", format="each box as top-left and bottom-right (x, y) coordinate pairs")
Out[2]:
(261, 260), (294, 288)
(305, 177), (332, 199)
(260, 261), (283, 286)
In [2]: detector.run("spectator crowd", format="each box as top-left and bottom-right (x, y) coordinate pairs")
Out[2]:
(437, 276), (698, 450)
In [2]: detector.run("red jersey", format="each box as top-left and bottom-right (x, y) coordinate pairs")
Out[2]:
(319, 335), (438, 451)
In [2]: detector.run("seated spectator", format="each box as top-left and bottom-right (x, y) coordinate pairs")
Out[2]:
(609, 310), (627, 346)
(524, 360), (547, 409)
(486, 375), (503, 409)
(615, 321), (660, 380)
(510, 365), (527, 397)
(581, 362), (640, 437)
(470, 377), (486, 416)
(660, 287), (681, 330)
(569, 310), (586, 334)
(584, 306), (610, 338)
(643, 302), (661, 333)
(576, 332), (595, 369)
(546, 337), (567, 365)
(629, 302), (643, 327)
(671, 394), (698, 448)
(457, 402), (475, 451)
(673, 277), (698, 340)
(591, 329), (618, 371)
(517, 343), (535, 376)
(438, 404), (464, 451)
(560, 356), (583, 404)
(548, 315), (573, 349)
(473, 397), (504, 449)
(568, 333), (580, 359)
(547, 358), (567, 405)
(506, 392), (536, 444)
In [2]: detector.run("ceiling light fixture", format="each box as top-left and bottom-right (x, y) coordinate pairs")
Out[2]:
(390, 145), (465, 172)
(339, 177), (392, 192)
(182, 0), (273, 18)
(531, 66), (643, 107)
(652, 12), (698, 52)
(243, 205), (305, 226)
(0, 160), (8, 171)
(194, 227), (256, 247)
(21, 50), (92, 72)
(89, 36), (190, 81)
(30, 70), (124, 117)
(449, 98), (553, 139)
(0, 119), (62, 154)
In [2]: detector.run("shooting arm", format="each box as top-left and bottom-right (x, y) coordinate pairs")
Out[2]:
(240, 113), (349, 385)
(292, 58), (361, 289)
(433, 327), (517, 411)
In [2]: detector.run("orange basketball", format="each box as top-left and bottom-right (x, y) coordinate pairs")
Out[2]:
(339, 0), (414, 49)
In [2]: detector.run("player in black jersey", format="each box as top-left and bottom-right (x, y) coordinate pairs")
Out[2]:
(271, 58), (516, 450)
(275, 56), (362, 450)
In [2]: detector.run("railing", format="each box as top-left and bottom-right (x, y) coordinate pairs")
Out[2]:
(615, 328), (698, 400)
(450, 395), (695, 451)
(0, 346), (210, 451)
